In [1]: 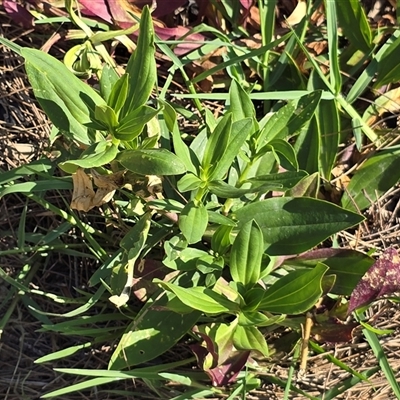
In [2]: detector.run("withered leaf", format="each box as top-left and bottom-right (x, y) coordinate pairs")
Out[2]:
(348, 247), (400, 314)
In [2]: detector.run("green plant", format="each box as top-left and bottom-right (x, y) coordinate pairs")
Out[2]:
(2, 1), (400, 398)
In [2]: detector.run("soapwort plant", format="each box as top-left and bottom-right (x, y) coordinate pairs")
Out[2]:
(2, 3), (399, 398)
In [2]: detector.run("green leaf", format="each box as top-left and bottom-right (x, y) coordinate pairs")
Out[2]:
(210, 118), (253, 180)
(114, 105), (160, 141)
(177, 173), (202, 192)
(317, 99), (340, 179)
(258, 101), (296, 143)
(156, 282), (239, 315)
(211, 224), (234, 255)
(202, 113), (232, 177)
(21, 48), (106, 144)
(259, 263), (328, 314)
(287, 90), (322, 137)
(100, 64), (119, 103)
(109, 294), (200, 369)
(347, 30), (400, 104)
(179, 201), (208, 244)
(238, 311), (285, 327)
(121, 6), (156, 116)
(117, 148), (186, 175)
(162, 101), (198, 173)
(286, 172), (320, 198)
(341, 147), (400, 212)
(242, 286), (265, 311)
(234, 197), (364, 255)
(229, 80), (255, 121)
(374, 34), (400, 88)
(283, 248), (374, 295)
(208, 180), (279, 198)
(336, 0), (372, 54)
(207, 211), (237, 226)
(105, 73), (128, 115)
(268, 139), (298, 170)
(59, 141), (118, 173)
(230, 220), (263, 288)
(94, 104), (118, 130)
(248, 170), (308, 192)
(233, 325), (269, 357)
(294, 117), (320, 174)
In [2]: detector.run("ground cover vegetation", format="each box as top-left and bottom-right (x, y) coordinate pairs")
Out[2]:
(1, 0), (400, 398)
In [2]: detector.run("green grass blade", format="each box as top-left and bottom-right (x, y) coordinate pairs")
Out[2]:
(41, 377), (122, 398)
(0, 158), (54, 185)
(347, 29), (400, 104)
(17, 201), (28, 248)
(309, 341), (369, 381)
(362, 323), (400, 397)
(174, 90), (335, 101)
(325, 0), (342, 94)
(321, 366), (380, 400)
(35, 341), (94, 363)
(28, 285), (106, 318)
(0, 179), (72, 197)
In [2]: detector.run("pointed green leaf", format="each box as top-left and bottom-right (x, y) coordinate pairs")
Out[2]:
(208, 180), (279, 198)
(374, 34), (400, 88)
(233, 325), (269, 357)
(202, 113), (232, 176)
(162, 101), (198, 173)
(268, 139), (298, 170)
(107, 73), (129, 114)
(211, 224), (234, 255)
(109, 294), (200, 369)
(22, 48), (107, 144)
(341, 147), (400, 212)
(59, 141), (118, 173)
(248, 170), (308, 192)
(121, 6), (156, 115)
(336, 0), (372, 54)
(259, 263), (328, 314)
(114, 105), (160, 141)
(287, 90), (322, 137)
(210, 118), (253, 180)
(234, 197), (364, 255)
(229, 80), (255, 121)
(294, 117), (320, 174)
(179, 201), (208, 244)
(258, 101), (296, 143)
(177, 173), (202, 192)
(100, 64), (119, 103)
(94, 104), (118, 130)
(230, 220), (263, 288)
(156, 281), (239, 315)
(117, 148), (186, 175)
(238, 311), (285, 327)
(283, 248), (374, 295)
(317, 99), (340, 179)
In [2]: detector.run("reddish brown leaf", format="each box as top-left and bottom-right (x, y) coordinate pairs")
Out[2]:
(4, 0), (34, 28)
(152, 0), (187, 18)
(313, 317), (358, 343)
(191, 341), (250, 386)
(154, 26), (205, 55)
(348, 247), (400, 314)
(207, 351), (250, 386)
(78, 0), (113, 23)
